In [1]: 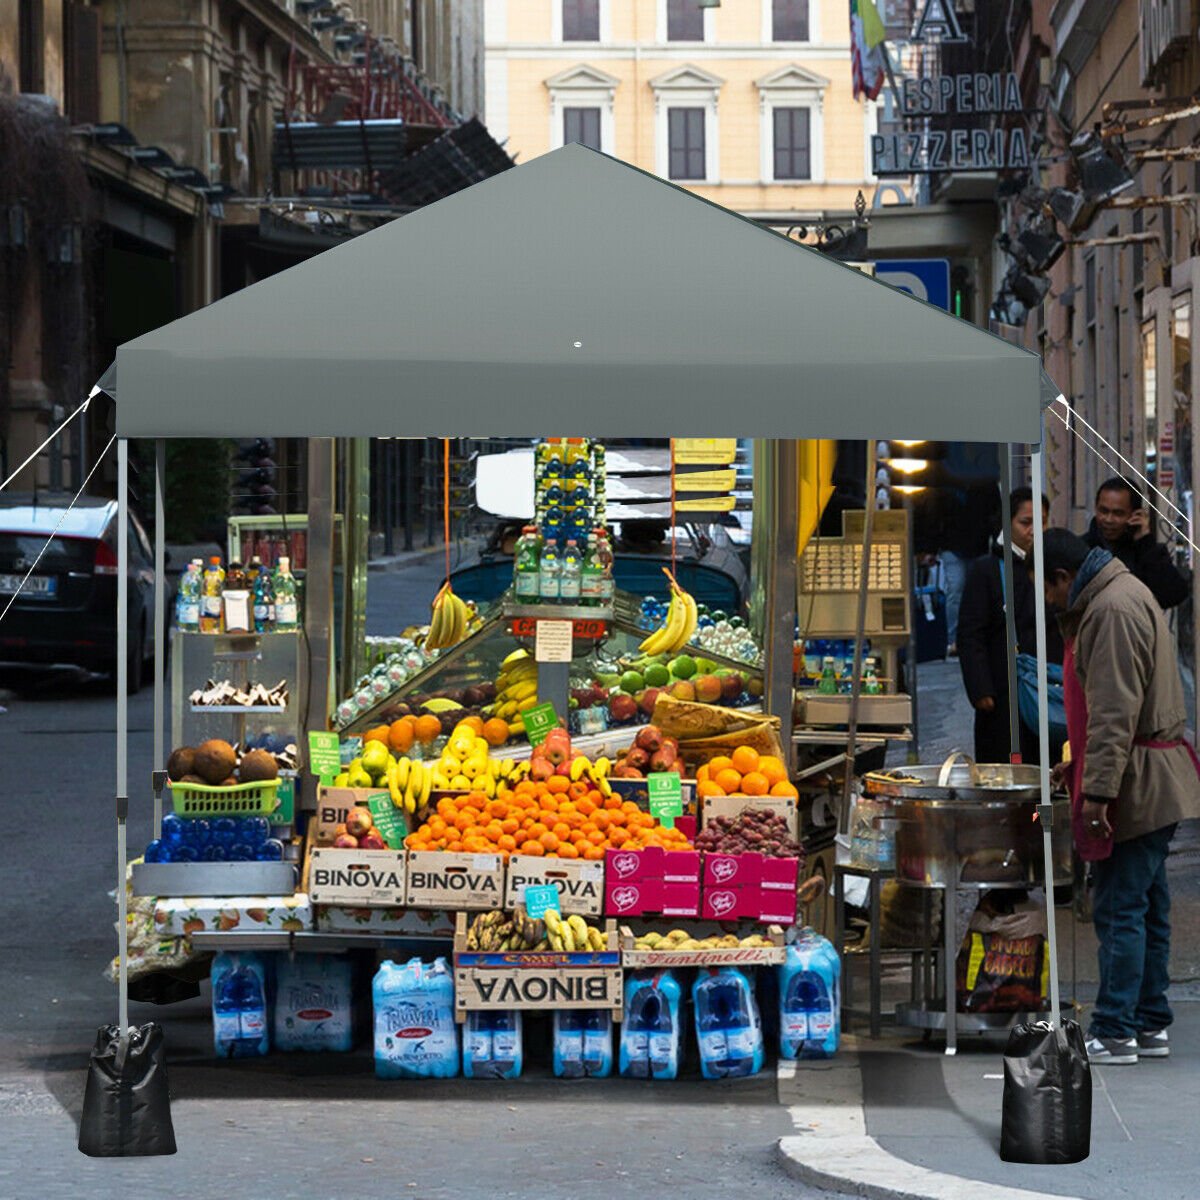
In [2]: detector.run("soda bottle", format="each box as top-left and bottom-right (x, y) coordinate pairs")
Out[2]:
(513, 526), (541, 602)
(560, 539), (582, 603)
(274, 556), (299, 630)
(252, 555), (275, 631)
(539, 538), (561, 603)
(200, 556), (225, 633)
(863, 657), (883, 695)
(225, 560), (246, 591)
(580, 535), (603, 606)
(817, 656), (838, 695)
(176, 559), (201, 632)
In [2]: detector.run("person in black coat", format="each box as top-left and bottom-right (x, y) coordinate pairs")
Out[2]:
(958, 487), (1064, 764)
(1084, 476), (1189, 611)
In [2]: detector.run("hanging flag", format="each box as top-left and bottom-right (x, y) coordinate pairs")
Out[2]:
(850, 0), (886, 101)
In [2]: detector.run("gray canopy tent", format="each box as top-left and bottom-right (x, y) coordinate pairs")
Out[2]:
(97, 143), (1065, 1042)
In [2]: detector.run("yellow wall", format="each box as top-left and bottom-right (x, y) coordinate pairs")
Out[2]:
(488, 0), (873, 217)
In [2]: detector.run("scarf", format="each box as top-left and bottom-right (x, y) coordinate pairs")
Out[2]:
(1068, 547), (1114, 608)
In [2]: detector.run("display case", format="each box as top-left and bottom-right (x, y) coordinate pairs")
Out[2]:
(340, 588), (763, 749)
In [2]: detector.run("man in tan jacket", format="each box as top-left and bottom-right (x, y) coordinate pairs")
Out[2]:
(1041, 529), (1200, 1065)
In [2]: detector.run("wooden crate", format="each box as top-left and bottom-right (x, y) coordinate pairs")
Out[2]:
(404, 850), (505, 911)
(452, 912), (622, 1021)
(504, 855), (605, 916)
(313, 785), (393, 844)
(619, 923), (785, 968)
(700, 794), (799, 840)
(307, 848), (407, 906)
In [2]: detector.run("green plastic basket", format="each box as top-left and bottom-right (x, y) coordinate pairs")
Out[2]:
(168, 778), (281, 817)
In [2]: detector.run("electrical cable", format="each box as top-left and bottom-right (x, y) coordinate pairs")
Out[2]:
(0, 434), (116, 624)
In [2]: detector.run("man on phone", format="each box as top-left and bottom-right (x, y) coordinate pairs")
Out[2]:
(1085, 477), (1188, 610)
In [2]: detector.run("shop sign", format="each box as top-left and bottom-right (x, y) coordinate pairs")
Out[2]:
(534, 618), (573, 663)
(1140, 0), (1190, 86)
(899, 73), (1022, 118)
(510, 616), (607, 640)
(911, 0), (967, 43)
(872, 126), (1033, 175)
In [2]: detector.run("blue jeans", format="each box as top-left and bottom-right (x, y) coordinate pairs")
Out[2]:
(941, 551), (967, 645)
(1090, 824), (1176, 1038)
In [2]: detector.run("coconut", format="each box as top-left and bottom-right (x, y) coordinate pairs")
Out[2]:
(238, 748), (279, 783)
(166, 746), (196, 782)
(193, 739), (237, 785)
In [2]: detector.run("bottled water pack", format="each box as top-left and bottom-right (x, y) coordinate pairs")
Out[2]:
(273, 954), (354, 1052)
(373, 958), (459, 1079)
(693, 967), (764, 1079)
(620, 971), (682, 1080)
(553, 1010), (612, 1078)
(778, 929), (841, 1059)
(463, 1010), (523, 1079)
(212, 952), (269, 1058)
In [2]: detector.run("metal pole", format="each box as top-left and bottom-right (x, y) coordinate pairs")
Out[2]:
(117, 438), (129, 1033)
(306, 439), (336, 738)
(841, 440), (877, 825)
(905, 494), (920, 765)
(999, 445), (1021, 762)
(1030, 439), (1063, 1027)
(153, 439), (166, 829)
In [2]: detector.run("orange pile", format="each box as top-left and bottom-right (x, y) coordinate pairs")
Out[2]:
(695, 747), (799, 800)
(403, 778), (693, 859)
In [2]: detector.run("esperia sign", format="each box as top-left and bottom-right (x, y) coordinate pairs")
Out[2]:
(871, 0), (1033, 176)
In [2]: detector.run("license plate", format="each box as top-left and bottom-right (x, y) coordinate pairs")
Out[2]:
(0, 574), (56, 597)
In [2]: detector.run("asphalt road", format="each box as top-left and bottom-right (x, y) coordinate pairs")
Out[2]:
(0, 631), (831, 1199)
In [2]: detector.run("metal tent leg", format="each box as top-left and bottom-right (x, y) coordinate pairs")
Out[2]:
(117, 438), (130, 1034)
(1000, 444), (1021, 762)
(153, 439), (166, 830)
(943, 886), (956, 1055)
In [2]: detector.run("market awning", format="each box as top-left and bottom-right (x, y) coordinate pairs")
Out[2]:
(104, 143), (1059, 443)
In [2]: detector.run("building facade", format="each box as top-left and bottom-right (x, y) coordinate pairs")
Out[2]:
(485, 0), (877, 222)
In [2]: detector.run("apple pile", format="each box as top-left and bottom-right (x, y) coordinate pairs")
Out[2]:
(527, 725), (576, 782)
(612, 724), (683, 779)
(333, 806), (388, 850)
(693, 809), (805, 861)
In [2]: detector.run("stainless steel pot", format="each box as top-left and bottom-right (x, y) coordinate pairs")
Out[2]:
(863, 751), (1071, 887)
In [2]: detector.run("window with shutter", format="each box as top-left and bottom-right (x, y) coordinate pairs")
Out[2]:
(65, 3), (101, 125)
(668, 107), (706, 180)
(563, 0), (600, 41)
(773, 107), (811, 179)
(772, 0), (809, 41)
(667, 0), (705, 41)
(563, 107), (602, 151)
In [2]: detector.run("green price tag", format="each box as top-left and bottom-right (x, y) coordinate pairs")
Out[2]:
(647, 772), (683, 829)
(308, 730), (341, 784)
(367, 794), (406, 849)
(521, 702), (560, 747)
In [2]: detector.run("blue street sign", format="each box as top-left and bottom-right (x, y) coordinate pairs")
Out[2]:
(874, 259), (952, 311)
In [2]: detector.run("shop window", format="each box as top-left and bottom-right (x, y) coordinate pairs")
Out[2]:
(563, 106), (602, 151)
(773, 107), (811, 179)
(1133, 210), (1144, 295)
(1170, 299), (1191, 504)
(668, 108), (706, 180)
(1142, 320), (1157, 486)
(562, 0), (600, 41)
(667, 0), (705, 41)
(18, 0), (44, 93)
(772, 0), (809, 41)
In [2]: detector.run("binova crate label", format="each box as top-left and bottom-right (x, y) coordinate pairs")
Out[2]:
(457, 967), (621, 1010)
(309, 849), (408, 905)
(405, 852), (505, 910)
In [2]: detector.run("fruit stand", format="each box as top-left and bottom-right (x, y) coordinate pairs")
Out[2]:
(96, 144), (1064, 1092)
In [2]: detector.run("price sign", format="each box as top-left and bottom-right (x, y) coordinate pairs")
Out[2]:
(368, 794), (406, 849)
(510, 617), (607, 640)
(647, 772), (684, 829)
(521, 702), (560, 747)
(308, 731), (341, 783)
(523, 883), (561, 918)
(535, 618), (573, 663)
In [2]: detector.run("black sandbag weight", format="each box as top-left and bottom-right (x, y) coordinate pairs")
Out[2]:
(78, 1023), (177, 1157)
(1000, 1018), (1091, 1164)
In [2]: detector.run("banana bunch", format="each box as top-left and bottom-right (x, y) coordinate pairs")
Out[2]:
(571, 753), (613, 797)
(424, 583), (471, 652)
(465, 908), (549, 952)
(387, 756), (434, 814)
(638, 570), (698, 656)
(488, 649), (540, 737)
(545, 909), (608, 953)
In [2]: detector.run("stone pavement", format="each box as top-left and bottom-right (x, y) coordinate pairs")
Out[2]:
(787, 658), (1200, 1200)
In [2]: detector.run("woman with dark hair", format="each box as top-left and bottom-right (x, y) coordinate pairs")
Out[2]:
(957, 487), (1063, 763)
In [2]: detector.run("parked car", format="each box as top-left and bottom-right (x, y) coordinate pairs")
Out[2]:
(0, 493), (157, 690)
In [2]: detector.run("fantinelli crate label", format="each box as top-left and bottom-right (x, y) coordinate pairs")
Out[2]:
(505, 856), (604, 916)
(308, 849), (407, 906)
(405, 851), (505, 911)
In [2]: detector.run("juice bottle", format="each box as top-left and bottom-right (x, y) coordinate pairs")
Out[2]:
(200, 556), (224, 633)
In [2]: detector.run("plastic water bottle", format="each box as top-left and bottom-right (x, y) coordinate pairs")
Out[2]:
(554, 1011), (585, 1078)
(513, 526), (541, 602)
(176, 559), (201, 632)
(252, 555), (275, 632)
(539, 538), (561, 603)
(560, 539), (582, 603)
(779, 931), (841, 1060)
(200, 556), (224, 633)
(621, 971), (681, 1080)
(212, 952), (269, 1058)
(693, 968), (764, 1079)
(583, 1010), (612, 1077)
(580, 535), (603, 606)
(491, 1010), (521, 1078)
(273, 556), (298, 630)
(594, 528), (614, 605)
(274, 953), (354, 1053)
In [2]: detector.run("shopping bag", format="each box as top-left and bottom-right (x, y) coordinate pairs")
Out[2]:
(1000, 1018), (1090, 1164)
(78, 1023), (176, 1157)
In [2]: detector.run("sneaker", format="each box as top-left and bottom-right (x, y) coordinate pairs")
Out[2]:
(1137, 1029), (1170, 1058)
(1086, 1035), (1138, 1065)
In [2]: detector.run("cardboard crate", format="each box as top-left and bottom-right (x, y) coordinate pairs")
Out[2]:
(605, 878), (701, 918)
(700, 794), (799, 840)
(152, 893), (311, 936)
(505, 855), (605, 916)
(453, 911), (619, 962)
(454, 965), (622, 1019)
(315, 905), (457, 937)
(308, 848), (407, 906)
(313, 786), (393, 844)
(404, 851), (505, 911)
(620, 924), (786, 967)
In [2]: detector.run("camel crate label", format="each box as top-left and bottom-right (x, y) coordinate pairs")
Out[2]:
(405, 851), (506, 911)
(308, 849), (407, 906)
(455, 966), (623, 1012)
(505, 856), (605, 916)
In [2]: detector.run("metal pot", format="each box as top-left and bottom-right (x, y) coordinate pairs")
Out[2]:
(863, 751), (1071, 888)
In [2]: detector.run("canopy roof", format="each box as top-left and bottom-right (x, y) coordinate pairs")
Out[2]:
(107, 144), (1056, 443)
